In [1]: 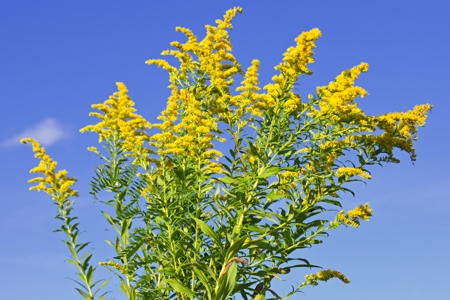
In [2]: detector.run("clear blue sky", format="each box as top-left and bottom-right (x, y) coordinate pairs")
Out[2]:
(1, 1), (449, 299)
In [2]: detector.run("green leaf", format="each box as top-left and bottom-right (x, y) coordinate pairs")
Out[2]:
(76, 241), (90, 253)
(101, 211), (120, 235)
(74, 287), (90, 299)
(173, 165), (185, 181)
(104, 239), (115, 248)
(246, 239), (273, 251)
(64, 241), (78, 258)
(92, 278), (110, 292)
(193, 267), (213, 300)
(220, 176), (236, 184)
(320, 198), (343, 208)
(256, 166), (281, 179)
(86, 265), (93, 286)
(82, 254), (93, 272)
(225, 235), (248, 262)
(66, 259), (78, 266)
(215, 261), (238, 300)
(69, 278), (90, 292)
(247, 139), (262, 159)
(191, 262), (217, 281)
(120, 218), (131, 245)
(267, 193), (284, 200)
(118, 276), (131, 296)
(191, 215), (223, 250)
(98, 292), (109, 300)
(125, 236), (145, 261)
(164, 278), (196, 297)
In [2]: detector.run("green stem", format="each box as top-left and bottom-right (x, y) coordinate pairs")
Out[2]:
(59, 204), (96, 299)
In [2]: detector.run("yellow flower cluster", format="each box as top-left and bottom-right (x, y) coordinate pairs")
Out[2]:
(145, 8), (248, 172)
(336, 203), (373, 228)
(318, 139), (352, 169)
(346, 102), (431, 164)
(233, 59), (265, 118)
(198, 7), (243, 93)
(235, 60), (261, 97)
(314, 62), (432, 163)
(80, 82), (152, 156)
(146, 7), (243, 106)
(378, 104), (431, 137)
(149, 89), (223, 164)
(99, 260), (127, 274)
(348, 203), (373, 221)
(305, 269), (350, 286)
(21, 138), (78, 204)
(273, 170), (303, 195)
(317, 62), (369, 118)
(278, 171), (302, 180)
(284, 91), (302, 114)
(259, 29), (321, 115)
(276, 28), (322, 77)
(336, 167), (371, 179)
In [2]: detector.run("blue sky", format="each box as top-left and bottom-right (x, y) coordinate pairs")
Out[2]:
(1, 1), (449, 299)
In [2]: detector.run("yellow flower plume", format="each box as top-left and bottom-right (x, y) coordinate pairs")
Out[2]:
(21, 138), (78, 204)
(336, 167), (371, 179)
(276, 28), (322, 77)
(335, 203), (373, 228)
(80, 82), (152, 155)
(305, 269), (350, 286)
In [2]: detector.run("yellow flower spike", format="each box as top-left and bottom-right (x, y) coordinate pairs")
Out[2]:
(336, 167), (371, 179)
(335, 203), (373, 228)
(305, 269), (350, 286)
(145, 59), (177, 73)
(21, 138), (78, 204)
(284, 91), (302, 114)
(317, 63), (369, 117)
(347, 203), (373, 221)
(234, 59), (267, 118)
(80, 82), (152, 156)
(275, 28), (322, 79)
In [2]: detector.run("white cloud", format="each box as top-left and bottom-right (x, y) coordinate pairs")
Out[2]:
(2, 118), (68, 147)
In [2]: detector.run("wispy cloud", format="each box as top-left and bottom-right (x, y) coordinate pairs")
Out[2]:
(1, 118), (69, 147)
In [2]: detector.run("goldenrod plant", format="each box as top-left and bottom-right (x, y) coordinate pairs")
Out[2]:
(23, 7), (432, 300)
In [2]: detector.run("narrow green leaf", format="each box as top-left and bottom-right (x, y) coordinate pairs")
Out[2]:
(164, 278), (196, 297)
(76, 242), (90, 253)
(220, 176), (235, 184)
(92, 278), (108, 290)
(64, 241), (78, 258)
(216, 261), (238, 300)
(101, 211), (120, 235)
(98, 292), (109, 300)
(125, 237), (145, 260)
(68, 278), (90, 292)
(74, 287), (90, 299)
(104, 239), (115, 248)
(193, 267), (212, 300)
(266, 193), (284, 200)
(191, 215), (223, 250)
(86, 265), (93, 286)
(118, 276), (130, 295)
(66, 259), (78, 266)
(225, 235), (247, 262)
(246, 139), (261, 159)
(82, 254), (93, 272)
(256, 166), (281, 179)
